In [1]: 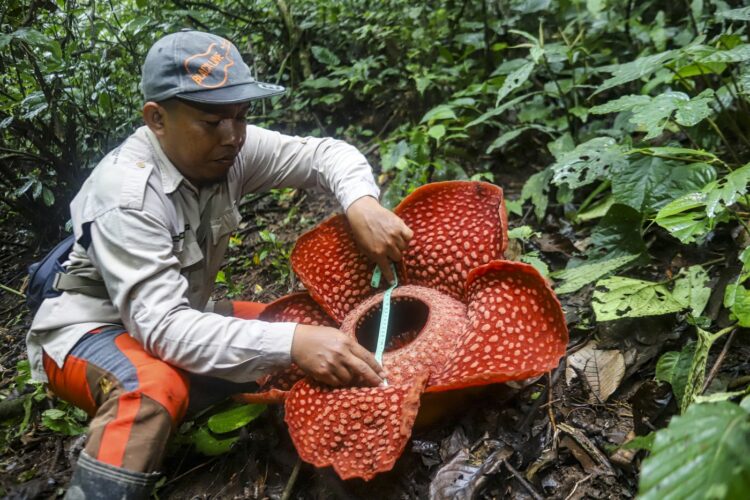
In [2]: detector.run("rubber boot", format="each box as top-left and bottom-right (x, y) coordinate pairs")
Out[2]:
(64, 451), (160, 500)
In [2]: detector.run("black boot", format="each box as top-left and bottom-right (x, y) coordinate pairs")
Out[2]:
(64, 451), (160, 500)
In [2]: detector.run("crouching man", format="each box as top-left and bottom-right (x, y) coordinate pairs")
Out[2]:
(26, 30), (412, 499)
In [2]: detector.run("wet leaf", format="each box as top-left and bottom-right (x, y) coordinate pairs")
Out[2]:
(588, 204), (646, 261)
(639, 402), (750, 499)
(594, 50), (677, 95)
(520, 168), (553, 221)
(724, 284), (750, 327)
(429, 444), (511, 500)
(593, 277), (685, 321)
(421, 104), (457, 123)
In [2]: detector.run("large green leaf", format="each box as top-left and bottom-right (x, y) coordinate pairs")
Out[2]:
(588, 204), (647, 261)
(673, 265), (711, 317)
(592, 276), (685, 321)
(639, 401), (750, 499)
(550, 137), (628, 189)
(496, 61), (535, 105)
(655, 342), (696, 407)
(520, 168), (553, 221)
(207, 404), (266, 434)
(717, 7), (750, 21)
(594, 50), (677, 95)
(653, 192), (713, 243)
(552, 254), (640, 295)
(704, 163), (750, 217)
(611, 156), (716, 213)
(725, 284), (750, 327)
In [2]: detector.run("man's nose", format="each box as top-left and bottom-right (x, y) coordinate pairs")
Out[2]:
(218, 120), (244, 147)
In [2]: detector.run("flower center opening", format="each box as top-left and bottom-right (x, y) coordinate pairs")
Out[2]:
(354, 297), (429, 353)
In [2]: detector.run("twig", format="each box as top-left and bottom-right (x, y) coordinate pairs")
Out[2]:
(702, 328), (737, 393)
(564, 474), (592, 500)
(162, 456), (219, 487)
(0, 283), (24, 298)
(281, 457), (301, 500)
(547, 371), (557, 435)
(503, 460), (544, 500)
(557, 423), (616, 476)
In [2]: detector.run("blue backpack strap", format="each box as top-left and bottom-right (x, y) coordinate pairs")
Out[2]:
(26, 234), (77, 314)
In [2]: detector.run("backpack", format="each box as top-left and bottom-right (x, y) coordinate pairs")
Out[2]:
(26, 234), (107, 315)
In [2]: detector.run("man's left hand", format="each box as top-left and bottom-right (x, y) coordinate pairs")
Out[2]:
(346, 196), (413, 284)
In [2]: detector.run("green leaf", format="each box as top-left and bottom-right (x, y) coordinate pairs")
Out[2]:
(639, 402), (750, 500)
(520, 168), (553, 221)
(611, 156), (716, 214)
(717, 7), (750, 21)
(215, 270), (226, 284)
(207, 404), (266, 434)
(704, 163), (750, 217)
(191, 427), (238, 456)
(588, 204), (647, 261)
(552, 254), (640, 295)
(420, 104), (457, 124)
(698, 44), (750, 63)
(520, 251), (549, 277)
(593, 276), (686, 321)
(674, 89), (716, 126)
(655, 342), (696, 406)
(507, 225), (537, 240)
(589, 94), (651, 114)
(551, 137), (628, 189)
(486, 125), (552, 154)
(496, 61), (535, 106)
(41, 187), (55, 207)
(301, 77), (343, 89)
(653, 192), (713, 243)
(594, 50), (677, 95)
(466, 92), (538, 128)
(311, 46), (341, 66)
(622, 432), (655, 451)
(427, 124), (446, 141)
(724, 284), (750, 327)
(673, 265), (711, 317)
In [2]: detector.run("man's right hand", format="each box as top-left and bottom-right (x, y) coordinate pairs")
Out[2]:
(291, 324), (385, 387)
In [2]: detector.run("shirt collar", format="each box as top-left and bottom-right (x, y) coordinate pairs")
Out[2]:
(142, 127), (196, 195)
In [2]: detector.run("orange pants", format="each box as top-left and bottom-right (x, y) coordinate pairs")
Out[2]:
(43, 301), (266, 473)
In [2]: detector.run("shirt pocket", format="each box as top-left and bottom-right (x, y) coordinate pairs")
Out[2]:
(174, 231), (204, 270)
(210, 205), (241, 244)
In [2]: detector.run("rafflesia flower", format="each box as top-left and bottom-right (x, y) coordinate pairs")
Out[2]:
(237, 181), (568, 480)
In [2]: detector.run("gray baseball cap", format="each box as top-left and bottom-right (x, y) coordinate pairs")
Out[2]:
(140, 30), (285, 104)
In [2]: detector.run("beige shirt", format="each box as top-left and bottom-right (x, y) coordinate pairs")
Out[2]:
(27, 125), (379, 383)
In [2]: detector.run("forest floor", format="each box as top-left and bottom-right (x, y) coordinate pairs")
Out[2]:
(1, 167), (747, 499)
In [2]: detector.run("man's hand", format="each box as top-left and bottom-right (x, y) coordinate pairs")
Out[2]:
(346, 195), (413, 284)
(291, 324), (386, 387)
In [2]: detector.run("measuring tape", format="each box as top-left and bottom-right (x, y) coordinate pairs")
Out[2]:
(370, 263), (398, 381)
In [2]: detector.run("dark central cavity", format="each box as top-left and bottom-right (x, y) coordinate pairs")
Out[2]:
(355, 297), (429, 353)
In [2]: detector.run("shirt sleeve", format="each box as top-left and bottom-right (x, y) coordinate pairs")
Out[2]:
(238, 125), (380, 211)
(89, 207), (297, 383)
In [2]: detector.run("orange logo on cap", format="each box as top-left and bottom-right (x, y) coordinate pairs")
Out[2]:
(184, 40), (235, 88)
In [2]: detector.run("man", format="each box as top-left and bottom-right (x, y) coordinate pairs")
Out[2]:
(26, 30), (412, 499)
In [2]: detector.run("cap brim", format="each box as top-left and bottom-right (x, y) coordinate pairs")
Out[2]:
(176, 81), (286, 104)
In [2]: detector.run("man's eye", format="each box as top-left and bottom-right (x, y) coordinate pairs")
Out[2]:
(204, 120), (221, 126)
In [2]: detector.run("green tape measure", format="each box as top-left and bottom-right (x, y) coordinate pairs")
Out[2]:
(370, 263), (398, 367)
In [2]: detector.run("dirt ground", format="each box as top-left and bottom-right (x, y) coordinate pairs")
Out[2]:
(1, 166), (744, 499)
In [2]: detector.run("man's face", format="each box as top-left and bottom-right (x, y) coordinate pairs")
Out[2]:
(149, 99), (250, 187)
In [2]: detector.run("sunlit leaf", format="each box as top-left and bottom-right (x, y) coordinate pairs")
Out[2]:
(207, 404), (266, 434)
(496, 61), (535, 106)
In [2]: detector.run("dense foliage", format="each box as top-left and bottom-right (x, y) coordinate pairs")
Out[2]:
(2, 0), (750, 496)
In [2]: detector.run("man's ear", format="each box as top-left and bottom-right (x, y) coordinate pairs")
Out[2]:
(143, 101), (167, 136)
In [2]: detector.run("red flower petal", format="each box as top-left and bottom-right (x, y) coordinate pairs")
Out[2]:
(290, 215), (375, 322)
(235, 293), (336, 404)
(394, 181), (508, 302)
(428, 260), (568, 392)
(285, 374), (429, 480)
